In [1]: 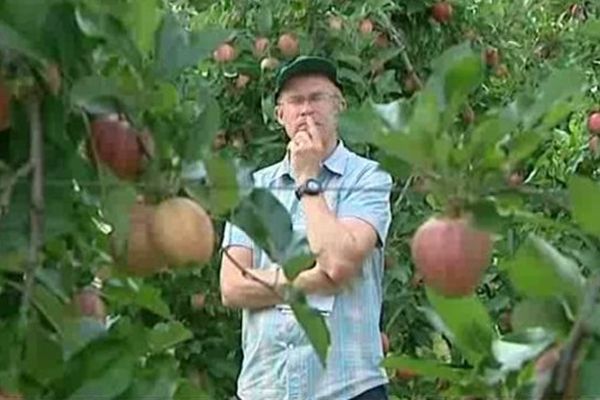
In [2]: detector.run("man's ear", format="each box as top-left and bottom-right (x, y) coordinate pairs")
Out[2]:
(337, 96), (347, 113)
(274, 104), (284, 125)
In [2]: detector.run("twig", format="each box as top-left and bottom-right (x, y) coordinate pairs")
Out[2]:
(19, 95), (44, 324)
(393, 174), (413, 210)
(0, 162), (33, 218)
(221, 247), (285, 302)
(376, 12), (424, 90)
(539, 272), (600, 399)
(376, 11), (475, 119)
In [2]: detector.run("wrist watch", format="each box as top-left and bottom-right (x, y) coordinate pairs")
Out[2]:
(295, 178), (322, 200)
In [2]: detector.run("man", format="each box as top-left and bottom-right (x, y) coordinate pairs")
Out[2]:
(220, 55), (393, 400)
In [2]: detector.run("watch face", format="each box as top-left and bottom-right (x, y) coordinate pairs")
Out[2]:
(307, 180), (321, 192)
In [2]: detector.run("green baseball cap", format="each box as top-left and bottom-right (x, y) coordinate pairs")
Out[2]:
(274, 55), (342, 99)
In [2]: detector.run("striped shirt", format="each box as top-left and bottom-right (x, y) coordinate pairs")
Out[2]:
(221, 140), (393, 400)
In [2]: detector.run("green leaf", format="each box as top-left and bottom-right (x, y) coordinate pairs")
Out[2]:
(125, 0), (161, 57)
(281, 237), (315, 281)
(568, 175), (600, 239)
(429, 42), (484, 120)
(230, 189), (293, 264)
(147, 81), (179, 115)
(505, 130), (546, 165)
(491, 328), (555, 373)
(502, 234), (585, 305)
(184, 94), (221, 161)
(255, 4), (273, 35)
(381, 356), (468, 382)
(466, 115), (516, 165)
(147, 322), (193, 354)
(375, 70), (402, 96)
(0, 182), (29, 256)
(409, 88), (439, 144)
(467, 199), (506, 233)
(62, 318), (108, 361)
(119, 355), (179, 400)
(202, 154), (241, 215)
(290, 301), (330, 368)
(580, 18), (600, 39)
(31, 283), (67, 334)
(154, 13), (232, 79)
(71, 76), (135, 114)
(65, 353), (136, 400)
(102, 183), (138, 259)
(339, 103), (387, 144)
(0, 0), (52, 43)
(105, 280), (172, 319)
(174, 381), (211, 400)
(426, 289), (496, 366)
(74, 5), (142, 69)
(579, 343), (600, 398)
(521, 68), (587, 131)
(24, 320), (65, 385)
(589, 306), (600, 336)
(511, 298), (570, 339)
(0, 19), (47, 61)
(371, 99), (411, 132)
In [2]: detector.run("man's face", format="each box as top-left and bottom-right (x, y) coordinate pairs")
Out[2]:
(275, 74), (345, 148)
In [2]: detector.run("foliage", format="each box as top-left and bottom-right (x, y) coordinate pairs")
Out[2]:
(0, 0), (599, 399)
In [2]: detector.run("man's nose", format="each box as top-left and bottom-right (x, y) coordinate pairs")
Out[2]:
(299, 101), (315, 115)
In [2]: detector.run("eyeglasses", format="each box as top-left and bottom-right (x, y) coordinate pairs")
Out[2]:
(278, 92), (340, 107)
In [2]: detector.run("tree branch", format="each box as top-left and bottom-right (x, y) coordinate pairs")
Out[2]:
(376, 12), (424, 90)
(375, 11), (475, 119)
(538, 272), (600, 400)
(20, 95), (44, 322)
(0, 162), (33, 218)
(221, 247), (285, 302)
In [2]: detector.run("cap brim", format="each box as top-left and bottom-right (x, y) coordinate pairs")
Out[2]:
(275, 57), (340, 98)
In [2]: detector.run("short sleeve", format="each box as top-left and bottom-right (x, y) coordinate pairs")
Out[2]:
(221, 221), (254, 250)
(336, 163), (393, 247)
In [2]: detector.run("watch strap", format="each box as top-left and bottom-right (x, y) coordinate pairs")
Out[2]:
(295, 178), (322, 200)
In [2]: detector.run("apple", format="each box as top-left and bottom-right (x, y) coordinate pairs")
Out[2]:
(253, 37), (269, 57)
(432, 2), (453, 24)
(213, 43), (236, 63)
(88, 115), (153, 181)
(359, 18), (374, 34)
(277, 33), (299, 57)
(235, 74), (250, 89)
(485, 47), (500, 67)
(588, 112), (600, 135)
(150, 197), (215, 267)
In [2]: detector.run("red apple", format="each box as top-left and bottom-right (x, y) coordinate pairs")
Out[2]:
(588, 112), (600, 135)
(432, 2), (453, 24)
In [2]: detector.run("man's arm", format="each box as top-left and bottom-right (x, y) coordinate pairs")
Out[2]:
(300, 193), (379, 285)
(220, 246), (286, 309)
(219, 246), (341, 309)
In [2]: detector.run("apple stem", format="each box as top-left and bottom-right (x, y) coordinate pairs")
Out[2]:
(20, 94), (44, 327)
(538, 271), (600, 399)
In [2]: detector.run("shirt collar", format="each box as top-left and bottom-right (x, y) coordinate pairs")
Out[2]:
(273, 139), (348, 182)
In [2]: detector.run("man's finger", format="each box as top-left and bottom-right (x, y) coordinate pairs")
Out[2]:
(306, 116), (317, 140)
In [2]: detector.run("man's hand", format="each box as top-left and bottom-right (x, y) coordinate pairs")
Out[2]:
(288, 116), (325, 183)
